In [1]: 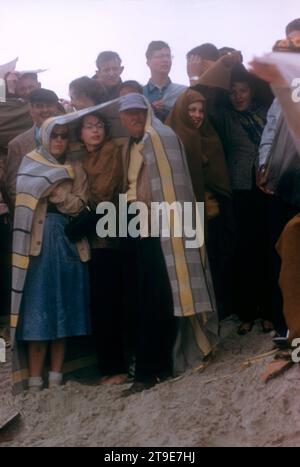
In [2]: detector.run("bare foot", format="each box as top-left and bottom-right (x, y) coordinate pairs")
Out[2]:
(261, 320), (274, 333)
(97, 373), (128, 385)
(237, 322), (254, 335)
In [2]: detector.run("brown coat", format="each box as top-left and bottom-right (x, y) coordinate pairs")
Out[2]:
(5, 126), (36, 206)
(82, 140), (123, 249)
(276, 214), (300, 340)
(29, 160), (90, 262)
(82, 140), (123, 208)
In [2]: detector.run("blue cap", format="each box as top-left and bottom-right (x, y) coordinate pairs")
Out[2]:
(119, 93), (148, 112)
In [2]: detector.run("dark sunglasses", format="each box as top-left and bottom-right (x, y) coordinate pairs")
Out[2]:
(50, 132), (69, 140)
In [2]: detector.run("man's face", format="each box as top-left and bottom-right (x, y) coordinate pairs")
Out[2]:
(15, 75), (41, 99)
(96, 58), (124, 87)
(147, 47), (172, 76)
(230, 82), (253, 112)
(29, 102), (59, 127)
(287, 30), (300, 40)
(120, 109), (147, 139)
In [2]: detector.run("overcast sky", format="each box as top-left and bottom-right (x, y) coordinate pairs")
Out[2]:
(1, 0), (300, 98)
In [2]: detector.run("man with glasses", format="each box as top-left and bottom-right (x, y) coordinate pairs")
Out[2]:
(143, 41), (186, 122)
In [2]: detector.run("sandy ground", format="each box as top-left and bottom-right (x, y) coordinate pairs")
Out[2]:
(1, 316), (300, 447)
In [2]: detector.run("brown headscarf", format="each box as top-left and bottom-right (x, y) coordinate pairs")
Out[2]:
(166, 89), (231, 202)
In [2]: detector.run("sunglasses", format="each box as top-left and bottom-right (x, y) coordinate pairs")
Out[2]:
(50, 132), (69, 140)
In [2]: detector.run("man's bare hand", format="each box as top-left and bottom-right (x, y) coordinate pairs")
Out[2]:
(256, 167), (275, 195)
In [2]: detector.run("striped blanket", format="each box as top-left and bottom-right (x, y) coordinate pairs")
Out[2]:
(11, 145), (75, 392)
(138, 99), (219, 369)
(11, 150), (74, 345)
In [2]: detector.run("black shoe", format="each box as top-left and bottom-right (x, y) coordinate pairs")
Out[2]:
(272, 336), (291, 350)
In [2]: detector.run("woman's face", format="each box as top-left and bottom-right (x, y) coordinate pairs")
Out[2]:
(187, 101), (205, 128)
(230, 82), (253, 112)
(80, 115), (106, 150)
(49, 125), (69, 159)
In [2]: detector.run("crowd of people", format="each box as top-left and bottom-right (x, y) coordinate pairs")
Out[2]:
(1, 18), (300, 394)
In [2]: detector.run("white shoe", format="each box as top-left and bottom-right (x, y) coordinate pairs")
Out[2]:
(28, 376), (43, 393)
(48, 371), (63, 388)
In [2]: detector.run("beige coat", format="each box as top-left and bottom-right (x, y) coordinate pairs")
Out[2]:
(29, 160), (90, 262)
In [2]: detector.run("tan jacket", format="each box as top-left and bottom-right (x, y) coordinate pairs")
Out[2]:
(5, 126), (36, 206)
(29, 160), (90, 262)
(121, 139), (152, 206)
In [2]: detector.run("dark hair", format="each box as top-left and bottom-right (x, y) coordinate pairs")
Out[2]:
(96, 51), (121, 69)
(69, 76), (107, 105)
(146, 41), (170, 60)
(230, 64), (257, 89)
(286, 18), (300, 36)
(229, 63), (273, 109)
(219, 47), (237, 56)
(19, 72), (38, 81)
(119, 80), (143, 95)
(186, 43), (219, 61)
(76, 112), (110, 142)
(28, 88), (59, 104)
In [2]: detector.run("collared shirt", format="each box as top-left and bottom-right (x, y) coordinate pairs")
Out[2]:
(143, 79), (186, 122)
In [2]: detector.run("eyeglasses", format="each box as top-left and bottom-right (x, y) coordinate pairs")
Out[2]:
(50, 132), (68, 140)
(151, 54), (173, 60)
(82, 123), (105, 130)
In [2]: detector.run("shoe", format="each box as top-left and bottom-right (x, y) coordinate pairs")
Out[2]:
(272, 336), (291, 350)
(237, 322), (254, 336)
(121, 379), (157, 397)
(28, 376), (43, 393)
(48, 371), (63, 388)
(0, 327), (10, 348)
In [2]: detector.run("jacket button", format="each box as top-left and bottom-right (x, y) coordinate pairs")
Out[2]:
(39, 220), (43, 224)
(36, 241), (41, 246)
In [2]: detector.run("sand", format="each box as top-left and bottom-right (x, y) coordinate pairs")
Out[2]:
(1, 316), (300, 447)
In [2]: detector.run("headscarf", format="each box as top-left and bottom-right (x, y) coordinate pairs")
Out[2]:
(166, 89), (231, 201)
